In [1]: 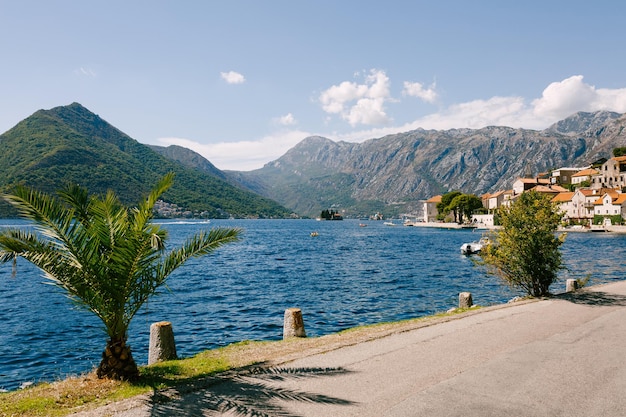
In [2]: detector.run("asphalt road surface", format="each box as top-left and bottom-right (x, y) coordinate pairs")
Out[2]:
(73, 280), (626, 416)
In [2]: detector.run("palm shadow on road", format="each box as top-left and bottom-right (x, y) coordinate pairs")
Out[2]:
(144, 365), (355, 416)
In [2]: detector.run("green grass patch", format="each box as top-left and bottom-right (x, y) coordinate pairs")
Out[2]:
(0, 348), (234, 417)
(0, 307), (492, 416)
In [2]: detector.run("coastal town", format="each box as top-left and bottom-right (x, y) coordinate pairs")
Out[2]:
(421, 153), (626, 231)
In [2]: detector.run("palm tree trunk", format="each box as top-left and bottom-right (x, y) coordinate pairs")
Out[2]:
(96, 338), (139, 381)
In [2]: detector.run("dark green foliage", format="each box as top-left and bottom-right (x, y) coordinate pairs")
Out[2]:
(437, 191), (481, 223)
(436, 191), (462, 221)
(449, 193), (483, 223)
(481, 191), (565, 297)
(613, 147), (626, 157)
(593, 214), (623, 225)
(0, 103), (292, 218)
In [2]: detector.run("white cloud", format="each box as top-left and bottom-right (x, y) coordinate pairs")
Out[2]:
(74, 67), (96, 77)
(157, 75), (626, 171)
(411, 96), (529, 130)
(531, 75), (626, 120)
(157, 130), (310, 171)
(319, 69), (392, 126)
(275, 113), (297, 126)
(220, 71), (246, 84)
(331, 76), (626, 143)
(402, 81), (438, 103)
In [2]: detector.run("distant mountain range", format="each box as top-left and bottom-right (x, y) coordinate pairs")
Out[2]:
(231, 110), (626, 218)
(2, 103), (625, 219)
(0, 103), (292, 218)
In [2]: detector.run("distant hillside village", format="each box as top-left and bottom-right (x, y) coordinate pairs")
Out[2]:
(423, 153), (626, 228)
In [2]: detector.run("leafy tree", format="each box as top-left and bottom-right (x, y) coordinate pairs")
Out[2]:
(0, 173), (240, 381)
(437, 191), (462, 222)
(480, 190), (565, 297)
(449, 194), (483, 223)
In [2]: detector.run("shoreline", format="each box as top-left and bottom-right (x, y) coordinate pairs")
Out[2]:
(65, 279), (626, 417)
(403, 221), (499, 230)
(4, 279), (621, 416)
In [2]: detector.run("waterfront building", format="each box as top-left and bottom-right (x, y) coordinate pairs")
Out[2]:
(423, 195), (442, 222)
(593, 190), (626, 219)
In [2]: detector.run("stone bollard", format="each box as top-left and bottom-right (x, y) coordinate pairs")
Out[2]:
(566, 279), (579, 293)
(459, 292), (473, 309)
(148, 321), (177, 365)
(283, 308), (306, 339)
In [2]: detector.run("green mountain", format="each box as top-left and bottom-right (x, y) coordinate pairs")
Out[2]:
(0, 103), (292, 218)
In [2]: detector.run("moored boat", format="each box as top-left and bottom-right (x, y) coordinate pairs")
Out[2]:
(460, 236), (490, 255)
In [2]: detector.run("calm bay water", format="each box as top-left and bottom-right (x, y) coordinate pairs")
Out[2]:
(1, 219), (625, 391)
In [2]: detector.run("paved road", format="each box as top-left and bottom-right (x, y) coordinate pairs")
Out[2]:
(75, 280), (626, 416)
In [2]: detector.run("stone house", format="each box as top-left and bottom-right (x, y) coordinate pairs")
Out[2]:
(549, 167), (585, 186)
(591, 156), (626, 190)
(552, 192), (575, 221)
(571, 189), (602, 221)
(423, 195), (442, 222)
(483, 190), (512, 212)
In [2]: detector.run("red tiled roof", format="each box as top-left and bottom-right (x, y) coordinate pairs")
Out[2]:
(426, 195), (442, 203)
(532, 184), (568, 192)
(594, 190), (622, 205)
(552, 192), (575, 202)
(572, 168), (599, 177)
(576, 189), (597, 197)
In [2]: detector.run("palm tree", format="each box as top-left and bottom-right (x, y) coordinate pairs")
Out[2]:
(0, 173), (240, 381)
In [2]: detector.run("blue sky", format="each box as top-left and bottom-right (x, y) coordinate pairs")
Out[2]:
(2, 1), (626, 171)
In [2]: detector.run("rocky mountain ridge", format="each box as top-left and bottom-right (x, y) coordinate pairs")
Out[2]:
(233, 111), (626, 218)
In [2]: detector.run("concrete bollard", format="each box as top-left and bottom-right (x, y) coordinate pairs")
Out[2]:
(459, 292), (473, 309)
(283, 308), (306, 339)
(148, 321), (177, 365)
(566, 279), (578, 293)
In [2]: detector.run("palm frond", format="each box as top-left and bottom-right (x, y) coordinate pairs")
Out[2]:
(132, 172), (174, 233)
(57, 183), (91, 226)
(159, 227), (241, 282)
(2, 185), (96, 275)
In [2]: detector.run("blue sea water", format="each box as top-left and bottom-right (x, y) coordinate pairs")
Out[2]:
(1, 219), (625, 391)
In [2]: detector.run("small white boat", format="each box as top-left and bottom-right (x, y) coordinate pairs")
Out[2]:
(460, 236), (490, 255)
(383, 221), (396, 226)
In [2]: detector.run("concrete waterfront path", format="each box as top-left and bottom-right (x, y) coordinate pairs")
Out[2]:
(75, 280), (626, 416)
